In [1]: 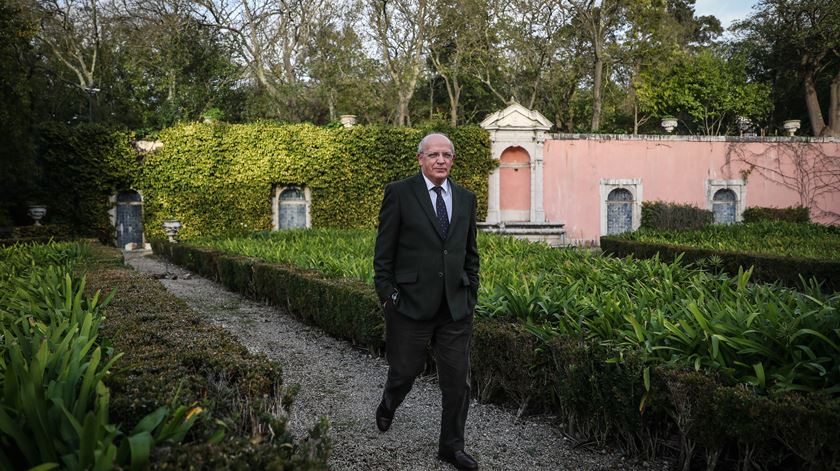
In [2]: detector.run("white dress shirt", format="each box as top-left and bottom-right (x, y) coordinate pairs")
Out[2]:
(421, 173), (452, 223)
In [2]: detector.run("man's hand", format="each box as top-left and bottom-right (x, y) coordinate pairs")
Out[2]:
(382, 289), (399, 315)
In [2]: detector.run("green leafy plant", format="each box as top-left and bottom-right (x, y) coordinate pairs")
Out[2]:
(0, 241), (205, 469)
(187, 230), (840, 396)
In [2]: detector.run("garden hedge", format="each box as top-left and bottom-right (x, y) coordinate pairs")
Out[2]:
(153, 240), (840, 470)
(152, 240), (384, 350)
(28, 122), (494, 243)
(641, 201), (713, 230)
(140, 122), (494, 240)
(83, 244), (331, 468)
(36, 124), (139, 241)
(743, 206), (810, 224)
(599, 237), (840, 293)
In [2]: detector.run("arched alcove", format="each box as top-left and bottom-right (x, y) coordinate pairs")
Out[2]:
(114, 189), (144, 248)
(499, 146), (531, 222)
(713, 188), (737, 224)
(272, 185), (311, 230)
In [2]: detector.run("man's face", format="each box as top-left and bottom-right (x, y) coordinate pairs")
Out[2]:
(417, 135), (454, 186)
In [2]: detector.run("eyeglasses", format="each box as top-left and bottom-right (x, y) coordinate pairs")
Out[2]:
(422, 152), (454, 160)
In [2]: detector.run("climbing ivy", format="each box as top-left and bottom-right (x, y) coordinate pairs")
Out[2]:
(36, 123), (139, 241)
(28, 122), (493, 241)
(139, 122), (494, 239)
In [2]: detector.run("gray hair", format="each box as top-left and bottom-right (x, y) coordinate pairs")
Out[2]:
(417, 133), (455, 155)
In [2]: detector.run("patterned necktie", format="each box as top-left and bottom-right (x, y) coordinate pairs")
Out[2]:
(432, 186), (449, 238)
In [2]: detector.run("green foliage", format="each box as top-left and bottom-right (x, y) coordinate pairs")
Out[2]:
(743, 205), (810, 224)
(186, 229), (840, 396)
(733, 0), (840, 136)
(636, 48), (773, 135)
(0, 0), (38, 225)
(614, 221), (840, 261)
(641, 201), (713, 230)
(35, 123), (140, 241)
(0, 242), (201, 469)
(157, 231), (840, 468)
(139, 123), (494, 239)
(89, 245), (331, 468)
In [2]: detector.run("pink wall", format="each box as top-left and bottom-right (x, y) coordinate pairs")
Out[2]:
(542, 137), (840, 243)
(499, 146), (531, 217)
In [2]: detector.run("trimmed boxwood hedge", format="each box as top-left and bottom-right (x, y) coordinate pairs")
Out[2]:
(743, 206), (810, 224)
(152, 240), (384, 350)
(153, 240), (840, 470)
(599, 237), (840, 293)
(641, 201), (713, 230)
(83, 244), (330, 468)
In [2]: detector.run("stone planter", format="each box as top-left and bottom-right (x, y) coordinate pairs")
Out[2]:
(782, 119), (801, 136)
(339, 114), (357, 128)
(27, 205), (47, 226)
(660, 117), (678, 133)
(162, 219), (182, 242)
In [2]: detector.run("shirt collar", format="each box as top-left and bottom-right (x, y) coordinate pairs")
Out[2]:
(421, 173), (450, 194)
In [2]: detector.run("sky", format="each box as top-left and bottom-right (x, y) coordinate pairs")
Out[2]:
(693, 0), (761, 29)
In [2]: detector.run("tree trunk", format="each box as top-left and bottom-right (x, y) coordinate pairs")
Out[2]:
(828, 68), (840, 137)
(804, 69), (827, 136)
(633, 102), (639, 135)
(591, 37), (603, 132)
(397, 91), (410, 125)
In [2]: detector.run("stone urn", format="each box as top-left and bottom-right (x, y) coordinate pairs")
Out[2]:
(339, 114), (357, 128)
(660, 116), (678, 133)
(27, 205), (47, 226)
(782, 119), (801, 136)
(162, 219), (182, 242)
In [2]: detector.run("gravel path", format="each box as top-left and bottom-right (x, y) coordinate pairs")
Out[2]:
(124, 250), (667, 471)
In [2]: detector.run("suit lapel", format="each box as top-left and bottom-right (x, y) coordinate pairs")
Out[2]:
(448, 182), (465, 237)
(410, 173), (446, 240)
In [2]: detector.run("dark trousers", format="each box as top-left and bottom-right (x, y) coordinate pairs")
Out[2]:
(381, 301), (473, 453)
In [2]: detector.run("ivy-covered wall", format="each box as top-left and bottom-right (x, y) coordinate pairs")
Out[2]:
(30, 122), (494, 241)
(36, 123), (139, 241)
(139, 123), (494, 239)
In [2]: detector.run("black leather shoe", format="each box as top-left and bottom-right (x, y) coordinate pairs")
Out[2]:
(438, 450), (478, 470)
(375, 401), (393, 432)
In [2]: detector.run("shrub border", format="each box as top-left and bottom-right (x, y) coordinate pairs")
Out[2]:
(600, 236), (840, 293)
(153, 240), (840, 469)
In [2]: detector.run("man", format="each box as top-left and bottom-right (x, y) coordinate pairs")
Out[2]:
(373, 133), (480, 470)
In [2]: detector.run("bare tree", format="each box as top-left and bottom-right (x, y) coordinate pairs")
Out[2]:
(368, 0), (429, 125)
(33, 0), (106, 117)
(428, 0), (503, 125)
(193, 0), (326, 118)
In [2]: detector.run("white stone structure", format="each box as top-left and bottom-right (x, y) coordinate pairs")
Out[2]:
(479, 103), (565, 245)
(479, 102), (552, 224)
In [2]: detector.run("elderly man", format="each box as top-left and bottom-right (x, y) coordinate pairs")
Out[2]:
(373, 133), (480, 470)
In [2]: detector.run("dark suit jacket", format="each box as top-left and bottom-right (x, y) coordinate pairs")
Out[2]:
(374, 172), (480, 321)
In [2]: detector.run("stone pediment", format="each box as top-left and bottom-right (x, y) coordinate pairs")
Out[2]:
(480, 102), (552, 131)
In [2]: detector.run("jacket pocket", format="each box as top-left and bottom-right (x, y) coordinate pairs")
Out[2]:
(396, 271), (418, 284)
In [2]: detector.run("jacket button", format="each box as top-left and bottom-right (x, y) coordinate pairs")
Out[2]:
(438, 272), (443, 278)
(443, 250), (448, 255)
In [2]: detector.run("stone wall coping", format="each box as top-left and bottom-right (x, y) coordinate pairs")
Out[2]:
(549, 133), (840, 143)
